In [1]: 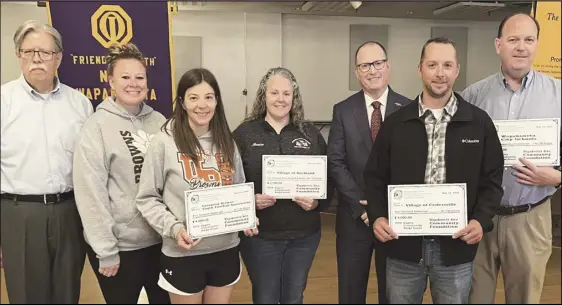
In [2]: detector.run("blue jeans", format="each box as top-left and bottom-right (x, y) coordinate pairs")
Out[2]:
(239, 231), (321, 304)
(386, 239), (473, 304)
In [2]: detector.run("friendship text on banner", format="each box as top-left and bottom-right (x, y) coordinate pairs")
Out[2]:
(532, 1), (561, 80)
(46, 1), (176, 117)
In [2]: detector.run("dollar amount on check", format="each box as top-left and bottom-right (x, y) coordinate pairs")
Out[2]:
(262, 155), (327, 199)
(388, 183), (468, 236)
(185, 183), (257, 240)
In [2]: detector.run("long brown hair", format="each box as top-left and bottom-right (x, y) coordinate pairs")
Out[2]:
(163, 68), (236, 167)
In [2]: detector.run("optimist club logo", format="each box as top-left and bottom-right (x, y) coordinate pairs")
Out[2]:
(91, 5), (133, 48)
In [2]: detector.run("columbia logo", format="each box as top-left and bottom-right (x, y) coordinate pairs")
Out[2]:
(165, 269), (173, 276)
(251, 143), (264, 147)
(462, 139), (479, 144)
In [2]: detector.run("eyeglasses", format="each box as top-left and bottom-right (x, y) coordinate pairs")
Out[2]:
(356, 59), (387, 72)
(18, 49), (58, 61)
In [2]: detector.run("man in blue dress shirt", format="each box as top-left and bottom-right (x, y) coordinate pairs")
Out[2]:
(461, 13), (561, 304)
(1, 20), (93, 303)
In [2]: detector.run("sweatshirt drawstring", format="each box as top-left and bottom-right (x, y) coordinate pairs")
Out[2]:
(125, 111), (145, 132)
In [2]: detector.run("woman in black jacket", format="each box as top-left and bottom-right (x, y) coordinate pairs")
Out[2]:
(233, 67), (334, 304)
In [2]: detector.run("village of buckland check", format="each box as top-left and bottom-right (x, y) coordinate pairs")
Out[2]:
(185, 183), (257, 240)
(388, 183), (468, 236)
(262, 155), (328, 199)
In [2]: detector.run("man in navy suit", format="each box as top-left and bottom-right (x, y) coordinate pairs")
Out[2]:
(328, 41), (411, 304)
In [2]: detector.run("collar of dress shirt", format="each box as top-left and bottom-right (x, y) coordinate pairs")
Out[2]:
(18, 73), (61, 96)
(364, 85), (389, 109)
(418, 91), (457, 118)
(498, 67), (535, 91)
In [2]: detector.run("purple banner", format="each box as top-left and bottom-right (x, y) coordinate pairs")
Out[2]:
(47, 1), (175, 117)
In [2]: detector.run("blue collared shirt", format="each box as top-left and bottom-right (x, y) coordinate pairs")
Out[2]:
(1, 75), (94, 195)
(460, 69), (561, 207)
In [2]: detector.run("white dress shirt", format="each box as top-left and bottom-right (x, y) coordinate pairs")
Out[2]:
(1, 75), (93, 195)
(365, 86), (389, 126)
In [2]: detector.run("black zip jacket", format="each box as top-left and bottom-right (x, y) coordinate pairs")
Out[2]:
(233, 119), (334, 239)
(364, 93), (504, 266)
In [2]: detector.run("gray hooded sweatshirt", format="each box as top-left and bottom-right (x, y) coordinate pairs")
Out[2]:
(136, 120), (245, 258)
(73, 97), (166, 268)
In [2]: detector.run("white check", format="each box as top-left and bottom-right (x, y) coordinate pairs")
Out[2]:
(494, 118), (560, 166)
(262, 155), (327, 199)
(388, 183), (467, 236)
(185, 183), (257, 240)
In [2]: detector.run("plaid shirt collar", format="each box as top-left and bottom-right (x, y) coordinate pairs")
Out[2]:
(418, 92), (458, 119)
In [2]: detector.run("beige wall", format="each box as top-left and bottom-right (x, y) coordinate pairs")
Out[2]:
(1, 2), (48, 85)
(1, 2), (501, 129)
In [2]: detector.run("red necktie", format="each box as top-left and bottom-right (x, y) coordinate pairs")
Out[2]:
(370, 101), (382, 142)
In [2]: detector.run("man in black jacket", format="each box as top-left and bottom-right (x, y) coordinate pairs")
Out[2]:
(364, 37), (504, 304)
(328, 41), (411, 304)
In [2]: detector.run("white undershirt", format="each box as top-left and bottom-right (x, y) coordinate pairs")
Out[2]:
(430, 108), (445, 121)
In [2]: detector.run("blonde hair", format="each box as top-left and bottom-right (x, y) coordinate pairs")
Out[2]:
(106, 43), (146, 76)
(245, 67), (310, 138)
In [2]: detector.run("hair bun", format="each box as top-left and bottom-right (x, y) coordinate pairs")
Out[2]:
(106, 43), (143, 62)
(105, 42), (147, 76)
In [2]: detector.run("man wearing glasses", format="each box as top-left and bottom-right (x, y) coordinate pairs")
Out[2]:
(328, 41), (410, 304)
(1, 20), (93, 303)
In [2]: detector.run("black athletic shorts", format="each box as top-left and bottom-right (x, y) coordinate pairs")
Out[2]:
(159, 246), (241, 295)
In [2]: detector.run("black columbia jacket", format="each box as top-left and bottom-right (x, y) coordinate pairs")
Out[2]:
(364, 93), (504, 266)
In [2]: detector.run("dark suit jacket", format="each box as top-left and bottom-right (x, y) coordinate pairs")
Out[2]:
(327, 87), (411, 224)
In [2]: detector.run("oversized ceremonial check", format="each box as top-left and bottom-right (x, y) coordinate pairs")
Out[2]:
(494, 118), (560, 166)
(185, 183), (257, 240)
(262, 155), (327, 199)
(388, 183), (467, 236)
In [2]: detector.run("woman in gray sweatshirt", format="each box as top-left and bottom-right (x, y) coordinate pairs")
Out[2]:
(72, 43), (169, 304)
(136, 68), (258, 304)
